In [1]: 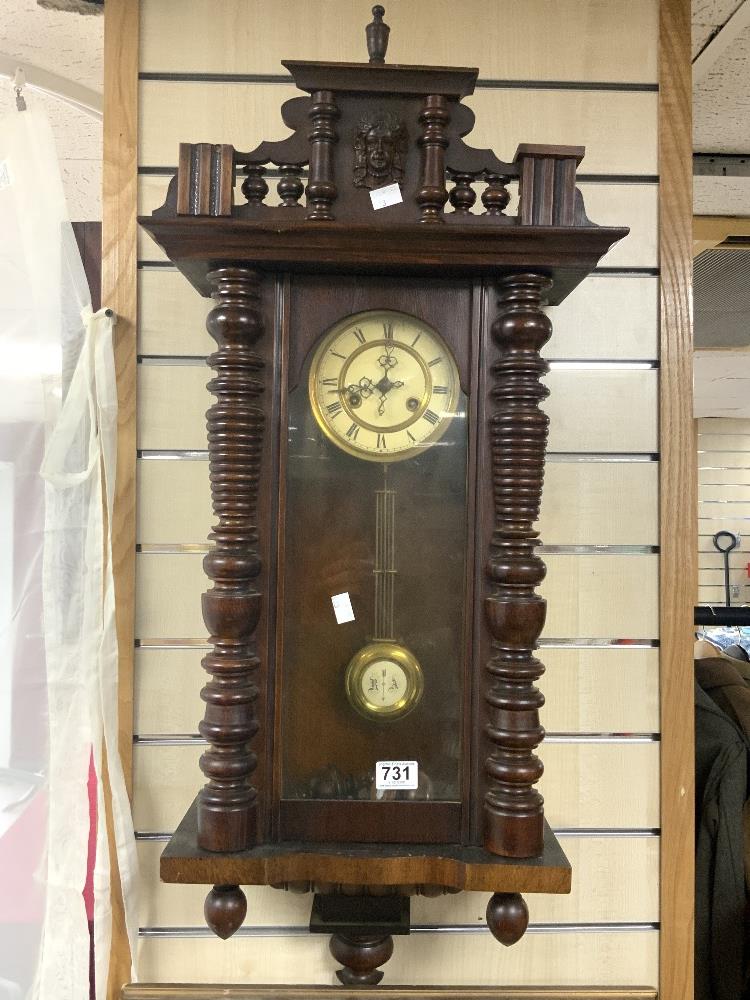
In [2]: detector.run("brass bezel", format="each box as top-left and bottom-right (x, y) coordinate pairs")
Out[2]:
(308, 309), (460, 462)
(345, 641), (424, 721)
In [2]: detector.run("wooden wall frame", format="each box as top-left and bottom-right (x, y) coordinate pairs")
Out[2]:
(103, 0), (696, 996)
(658, 2), (695, 1000)
(102, 0), (139, 995)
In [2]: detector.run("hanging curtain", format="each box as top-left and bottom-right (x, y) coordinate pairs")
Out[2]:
(0, 105), (138, 1000)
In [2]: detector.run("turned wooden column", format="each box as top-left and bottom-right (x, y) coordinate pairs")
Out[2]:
(483, 272), (552, 859)
(417, 94), (449, 222)
(197, 266), (265, 853)
(306, 89), (339, 221)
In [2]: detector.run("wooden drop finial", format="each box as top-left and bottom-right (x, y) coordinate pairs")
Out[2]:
(204, 884), (247, 940)
(486, 892), (529, 947)
(366, 5), (390, 63)
(330, 932), (394, 985)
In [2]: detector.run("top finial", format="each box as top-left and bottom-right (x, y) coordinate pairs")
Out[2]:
(366, 6), (390, 64)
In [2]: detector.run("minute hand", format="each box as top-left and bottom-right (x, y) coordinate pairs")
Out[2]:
(375, 348), (404, 415)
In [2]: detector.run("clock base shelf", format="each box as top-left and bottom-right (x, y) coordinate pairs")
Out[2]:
(160, 798), (571, 896)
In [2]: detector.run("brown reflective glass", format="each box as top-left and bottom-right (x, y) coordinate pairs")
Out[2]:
(280, 310), (468, 806)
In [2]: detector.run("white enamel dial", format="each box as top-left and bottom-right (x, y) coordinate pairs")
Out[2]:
(309, 309), (460, 461)
(361, 659), (409, 709)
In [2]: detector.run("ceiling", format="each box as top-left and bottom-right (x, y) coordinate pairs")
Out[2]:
(0, 0), (748, 414)
(693, 0), (750, 417)
(0, 0), (102, 220)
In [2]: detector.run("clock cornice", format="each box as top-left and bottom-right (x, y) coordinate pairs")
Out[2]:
(140, 215), (627, 305)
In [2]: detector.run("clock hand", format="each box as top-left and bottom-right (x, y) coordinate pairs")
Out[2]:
(378, 345), (398, 372)
(375, 376), (405, 415)
(342, 376), (375, 408)
(374, 351), (406, 414)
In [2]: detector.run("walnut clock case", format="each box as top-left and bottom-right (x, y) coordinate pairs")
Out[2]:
(140, 6), (627, 986)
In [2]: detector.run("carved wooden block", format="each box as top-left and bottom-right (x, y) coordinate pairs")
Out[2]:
(176, 142), (235, 217)
(515, 144), (585, 227)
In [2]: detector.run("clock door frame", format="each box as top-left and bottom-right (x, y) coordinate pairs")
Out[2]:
(271, 273), (481, 845)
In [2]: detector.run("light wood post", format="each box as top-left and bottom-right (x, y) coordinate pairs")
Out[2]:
(658, 1), (695, 999)
(103, 0), (139, 995)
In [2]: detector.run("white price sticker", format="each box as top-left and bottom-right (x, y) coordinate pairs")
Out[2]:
(369, 183), (403, 210)
(331, 591), (355, 624)
(376, 760), (418, 790)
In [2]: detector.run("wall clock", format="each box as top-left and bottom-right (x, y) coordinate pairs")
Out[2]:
(141, 6), (627, 985)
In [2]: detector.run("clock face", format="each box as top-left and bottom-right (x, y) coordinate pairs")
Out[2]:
(308, 309), (460, 461)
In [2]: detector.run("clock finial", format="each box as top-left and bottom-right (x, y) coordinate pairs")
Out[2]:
(366, 5), (390, 64)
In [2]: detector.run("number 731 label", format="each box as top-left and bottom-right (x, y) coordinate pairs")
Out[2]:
(375, 760), (418, 790)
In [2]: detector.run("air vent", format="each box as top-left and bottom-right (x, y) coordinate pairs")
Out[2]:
(36, 0), (103, 12)
(694, 247), (750, 350)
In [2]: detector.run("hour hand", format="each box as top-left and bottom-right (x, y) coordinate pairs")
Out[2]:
(343, 377), (374, 408)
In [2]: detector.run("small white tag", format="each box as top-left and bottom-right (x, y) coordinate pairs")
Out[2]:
(369, 183), (403, 210)
(0, 160), (12, 191)
(331, 592), (355, 624)
(376, 760), (419, 790)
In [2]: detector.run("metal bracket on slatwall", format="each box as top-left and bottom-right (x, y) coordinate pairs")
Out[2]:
(694, 153), (750, 177)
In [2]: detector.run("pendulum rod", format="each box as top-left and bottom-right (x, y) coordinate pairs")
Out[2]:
(373, 464), (396, 641)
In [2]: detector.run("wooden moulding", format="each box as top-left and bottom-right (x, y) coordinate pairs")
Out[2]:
(123, 987), (657, 1000)
(138, 217), (627, 305)
(160, 798), (571, 895)
(280, 61), (479, 98)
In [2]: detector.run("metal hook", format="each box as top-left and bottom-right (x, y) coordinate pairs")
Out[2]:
(713, 531), (740, 607)
(13, 68), (27, 112)
(713, 531), (739, 555)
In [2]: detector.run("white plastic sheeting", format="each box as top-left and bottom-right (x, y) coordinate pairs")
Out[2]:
(0, 106), (138, 1000)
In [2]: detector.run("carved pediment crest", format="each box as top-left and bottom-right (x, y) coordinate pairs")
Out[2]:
(353, 110), (408, 190)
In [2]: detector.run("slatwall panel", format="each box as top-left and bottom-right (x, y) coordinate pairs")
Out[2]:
(697, 417), (750, 605)
(135, 0), (660, 987)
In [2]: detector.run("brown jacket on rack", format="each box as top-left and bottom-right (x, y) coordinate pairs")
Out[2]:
(697, 655), (750, 742)
(696, 655), (750, 1000)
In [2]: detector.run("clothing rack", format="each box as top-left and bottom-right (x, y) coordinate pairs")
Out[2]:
(695, 606), (750, 626)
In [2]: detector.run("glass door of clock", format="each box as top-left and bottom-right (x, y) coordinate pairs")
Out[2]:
(276, 296), (472, 843)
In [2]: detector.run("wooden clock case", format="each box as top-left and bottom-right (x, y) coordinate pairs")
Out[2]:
(139, 6), (627, 985)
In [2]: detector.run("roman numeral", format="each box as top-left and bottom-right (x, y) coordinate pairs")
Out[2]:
(346, 422), (360, 440)
(330, 349), (346, 360)
(410, 333), (421, 348)
(321, 377), (337, 386)
(428, 356), (442, 367)
(423, 409), (439, 426)
(376, 433), (387, 450)
(433, 385), (448, 394)
(383, 322), (394, 339)
(353, 327), (366, 345)
(326, 401), (342, 417)
(406, 430), (416, 443)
